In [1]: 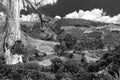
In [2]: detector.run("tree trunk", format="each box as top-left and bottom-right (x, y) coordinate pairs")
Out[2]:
(4, 0), (22, 65)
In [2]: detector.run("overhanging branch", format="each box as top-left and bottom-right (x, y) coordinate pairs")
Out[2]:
(24, 0), (51, 27)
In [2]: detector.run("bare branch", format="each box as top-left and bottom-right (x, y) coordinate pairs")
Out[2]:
(36, 0), (44, 6)
(24, 0), (51, 27)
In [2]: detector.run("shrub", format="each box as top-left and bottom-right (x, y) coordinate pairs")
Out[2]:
(10, 40), (27, 55)
(51, 58), (64, 73)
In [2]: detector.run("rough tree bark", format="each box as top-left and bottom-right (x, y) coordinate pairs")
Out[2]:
(4, 0), (22, 65)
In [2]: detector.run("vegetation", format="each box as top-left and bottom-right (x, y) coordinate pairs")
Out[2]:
(10, 40), (27, 55)
(0, 15), (120, 80)
(54, 19), (108, 28)
(21, 23), (55, 41)
(1, 1), (120, 79)
(1, 31), (120, 80)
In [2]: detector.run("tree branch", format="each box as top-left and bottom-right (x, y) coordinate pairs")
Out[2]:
(24, 0), (51, 27)
(36, 0), (44, 6)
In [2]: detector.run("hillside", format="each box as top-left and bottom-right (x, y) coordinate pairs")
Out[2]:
(1, 15), (120, 80)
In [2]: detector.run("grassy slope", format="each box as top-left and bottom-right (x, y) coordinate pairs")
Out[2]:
(1, 16), (120, 63)
(22, 31), (59, 55)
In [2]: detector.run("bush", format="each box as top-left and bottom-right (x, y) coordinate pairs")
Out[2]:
(51, 58), (64, 73)
(63, 34), (77, 49)
(64, 59), (83, 74)
(10, 40), (27, 55)
(54, 44), (67, 56)
(0, 61), (54, 80)
(73, 37), (105, 51)
(73, 71), (95, 80)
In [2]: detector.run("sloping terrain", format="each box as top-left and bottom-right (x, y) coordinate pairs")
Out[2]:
(20, 17), (120, 59)
(21, 31), (59, 55)
(1, 15), (120, 80)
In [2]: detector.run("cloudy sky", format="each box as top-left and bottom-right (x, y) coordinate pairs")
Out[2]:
(36, 0), (120, 24)
(2, 0), (120, 24)
(41, 0), (120, 17)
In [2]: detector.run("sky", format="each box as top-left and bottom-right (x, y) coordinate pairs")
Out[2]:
(2, 0), (120, 24)
(35, 0), (120, 24)
(39, 0), (120, 17)
(2, 0), (120, 17)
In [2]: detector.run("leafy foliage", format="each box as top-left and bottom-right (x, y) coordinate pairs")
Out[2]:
(1, 39), (120, 80)
(62, 33), (77, 49)
(0, 61), (55, 80)
(10, 40), (27, 55)
(21, 23), (55, 41)
(50, 58), (64, 73)
(52, 31), (120, 80)
(2, 24), (120, 80)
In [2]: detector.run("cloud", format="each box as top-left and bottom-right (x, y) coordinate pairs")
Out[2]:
(64, 9), (104, 20)
(39, 0), (58, 6)
(20, 0), (58, 9)
(64, 8), (120, 24)
(20, 13), (39, 22)
(55, 15), (61, 19)
(96, 14), (120, 24)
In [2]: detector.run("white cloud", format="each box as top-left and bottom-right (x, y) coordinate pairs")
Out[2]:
(97, 14), (120, 24)
(39, 0), (58, 6)
(20, 13), (39, 22)
(55, 15), (61, 19)
(20, 0), (58, 10)
(65, 9), (104, 20)
(64, 8), (120, 24)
